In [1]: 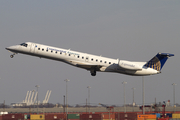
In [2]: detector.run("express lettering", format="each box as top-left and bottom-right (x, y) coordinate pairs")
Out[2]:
(122, 63), (135, 67)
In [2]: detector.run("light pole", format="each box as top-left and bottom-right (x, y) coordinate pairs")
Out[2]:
(172, 83), (177, 112)
(35, 85), (40, 114)
(64, 79), (70, 114)
(142, 76), (145, 114)
(122, 81), (127, 113)
(87, 86), (91, 113)
(132, 87), (136, 112)
(32, 90), (35, 111)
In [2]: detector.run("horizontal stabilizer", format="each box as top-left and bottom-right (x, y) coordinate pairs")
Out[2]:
(158, 53), (174, 57)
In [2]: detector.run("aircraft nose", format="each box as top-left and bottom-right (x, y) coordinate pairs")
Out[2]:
(6, 46), (18, 50)
(6, 47), (10, 50)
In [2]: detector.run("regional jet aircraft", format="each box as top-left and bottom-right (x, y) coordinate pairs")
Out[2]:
(6, 42), (174, 76)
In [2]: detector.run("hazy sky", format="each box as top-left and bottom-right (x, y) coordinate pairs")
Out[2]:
(0, 1), (179, 106)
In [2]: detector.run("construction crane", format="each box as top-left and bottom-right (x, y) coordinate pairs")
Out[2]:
(23, 90), (37, 106)
(43, 90), (51, 104)
(99, 103), (114, 112)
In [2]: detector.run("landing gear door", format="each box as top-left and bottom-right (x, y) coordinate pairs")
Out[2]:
(30, 43), (36, 53)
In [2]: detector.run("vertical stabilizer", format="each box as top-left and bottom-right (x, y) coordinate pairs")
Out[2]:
(144, 53), (174, 71)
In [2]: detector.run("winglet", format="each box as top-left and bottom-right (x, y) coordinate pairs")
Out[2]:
(144, 53), (174, 71)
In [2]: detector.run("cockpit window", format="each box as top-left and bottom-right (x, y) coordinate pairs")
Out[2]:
(20, 43), (28, 47)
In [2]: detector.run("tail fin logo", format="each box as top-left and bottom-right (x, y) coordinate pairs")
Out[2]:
(145, 56), (161, 71)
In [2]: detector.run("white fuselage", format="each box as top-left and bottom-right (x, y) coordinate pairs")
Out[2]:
(6, 42), (159, 76)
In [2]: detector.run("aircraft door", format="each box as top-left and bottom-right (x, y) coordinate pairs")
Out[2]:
(30, 43), (36, 53)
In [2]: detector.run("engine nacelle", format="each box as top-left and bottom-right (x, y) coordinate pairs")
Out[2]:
(119, 60), (142, 70)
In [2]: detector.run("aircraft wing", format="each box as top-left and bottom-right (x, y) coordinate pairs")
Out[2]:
(65, 60), (102, 70)
(76, 64), (102, 70)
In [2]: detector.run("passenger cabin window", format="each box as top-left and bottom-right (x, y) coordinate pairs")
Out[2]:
(82, 57), (84, 59)
(20, 43), (28, 47)
(104, 61), (107, 63)
(51, 51), (53, 53)
(109, 62), (111, 64)
(91, 59), (93, 61)
(100, 60), (102, 62)
(38, 48), (40, 50)
(60, 52), (62, 54)
(42, 49), (44, 51)
(96, 59), (98, 62)
(77, 56), (80, 58)
(46, 49), (48, 52)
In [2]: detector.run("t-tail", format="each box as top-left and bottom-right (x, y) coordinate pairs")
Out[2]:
(144, 53), (174, 71)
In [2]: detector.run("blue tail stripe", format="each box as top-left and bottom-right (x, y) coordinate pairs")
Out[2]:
(156, 54), (168, 69)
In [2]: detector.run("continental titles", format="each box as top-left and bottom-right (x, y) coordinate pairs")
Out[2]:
(47, 47), (80, 56)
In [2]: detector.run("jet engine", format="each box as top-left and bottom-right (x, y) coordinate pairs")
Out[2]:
(119, 60), (142, 70)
